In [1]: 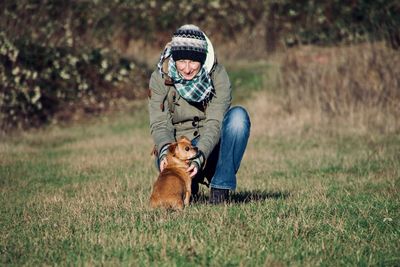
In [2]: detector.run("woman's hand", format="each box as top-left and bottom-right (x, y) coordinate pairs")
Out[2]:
(186, 164), (198, 177)
(186, 149), (205, 177)
(158, 144), (170, 172)
(159, 157), (168, 172)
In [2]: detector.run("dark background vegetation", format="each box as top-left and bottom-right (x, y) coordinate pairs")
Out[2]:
(1, 0), (399, 132)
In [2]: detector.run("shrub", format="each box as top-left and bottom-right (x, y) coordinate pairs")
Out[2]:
(1, 0), (399, 132)
(0, 0), (266, 49)
(0, 32), (149, 131)
(269, 0), (400, 48)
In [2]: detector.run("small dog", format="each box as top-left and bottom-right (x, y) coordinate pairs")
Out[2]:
(150, 136), (198, 210)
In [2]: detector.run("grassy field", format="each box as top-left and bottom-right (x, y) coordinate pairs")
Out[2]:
(1, 62), (399, 266)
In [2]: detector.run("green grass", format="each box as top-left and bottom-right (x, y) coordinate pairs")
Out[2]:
(1, 63), (399, 266)
(227, 61), (276, 104)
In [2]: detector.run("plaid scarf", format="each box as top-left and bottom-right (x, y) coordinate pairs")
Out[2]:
(158, 45), (214, 103)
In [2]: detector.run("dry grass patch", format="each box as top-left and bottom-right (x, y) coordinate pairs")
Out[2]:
(58, 133), (154, 172)
(280, 42), (400, 134)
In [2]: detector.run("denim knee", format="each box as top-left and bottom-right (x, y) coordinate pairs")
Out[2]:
(224, 106), (251, 133)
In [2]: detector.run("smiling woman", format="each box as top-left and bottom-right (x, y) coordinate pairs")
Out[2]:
(148, 24), (251, 205)
(175, 60), (201, 80)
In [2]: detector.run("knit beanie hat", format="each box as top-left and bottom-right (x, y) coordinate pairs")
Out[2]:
(170, 24), (208, 65)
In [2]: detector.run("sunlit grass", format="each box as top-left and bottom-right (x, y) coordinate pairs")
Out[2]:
(1, 63), (399, 266)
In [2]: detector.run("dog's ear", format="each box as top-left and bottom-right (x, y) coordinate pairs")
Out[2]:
(168, 143), (177, 155)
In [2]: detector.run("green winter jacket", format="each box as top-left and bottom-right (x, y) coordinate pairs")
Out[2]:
(148, 63), (232, 159)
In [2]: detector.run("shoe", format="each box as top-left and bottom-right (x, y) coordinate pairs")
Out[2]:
(209, 187), (229, 204)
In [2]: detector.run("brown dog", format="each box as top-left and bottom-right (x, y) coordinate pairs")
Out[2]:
(150, 136), (198, 210)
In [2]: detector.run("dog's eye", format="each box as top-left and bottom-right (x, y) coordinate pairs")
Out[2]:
(185, 146), (190, 151)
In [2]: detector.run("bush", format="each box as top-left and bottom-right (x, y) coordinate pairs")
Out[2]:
(0, 32), (149, 131)
(0, 0), (266, 49)
(269, 0), (400, 48)
(1, 0), (399, 132)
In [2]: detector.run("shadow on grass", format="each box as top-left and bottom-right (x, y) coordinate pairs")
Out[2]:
(230, 190), (290, 203)
(193, 190), (290, 204)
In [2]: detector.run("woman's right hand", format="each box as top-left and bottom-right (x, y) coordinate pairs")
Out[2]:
(158, 144), (170, 172)
(159, 157), (168, 172)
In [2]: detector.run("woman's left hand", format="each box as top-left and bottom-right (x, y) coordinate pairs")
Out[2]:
(187, 164), (198, 177)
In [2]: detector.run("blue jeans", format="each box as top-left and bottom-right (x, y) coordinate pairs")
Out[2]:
(193, 106), (251, 190)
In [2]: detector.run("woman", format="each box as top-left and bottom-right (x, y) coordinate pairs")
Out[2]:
(148, 24), (250, 204)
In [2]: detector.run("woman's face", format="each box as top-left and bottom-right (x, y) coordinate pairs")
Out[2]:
(176, 60), (201, 80)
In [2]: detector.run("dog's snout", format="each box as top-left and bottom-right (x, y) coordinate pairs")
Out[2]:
(194, 147), (198, 152)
